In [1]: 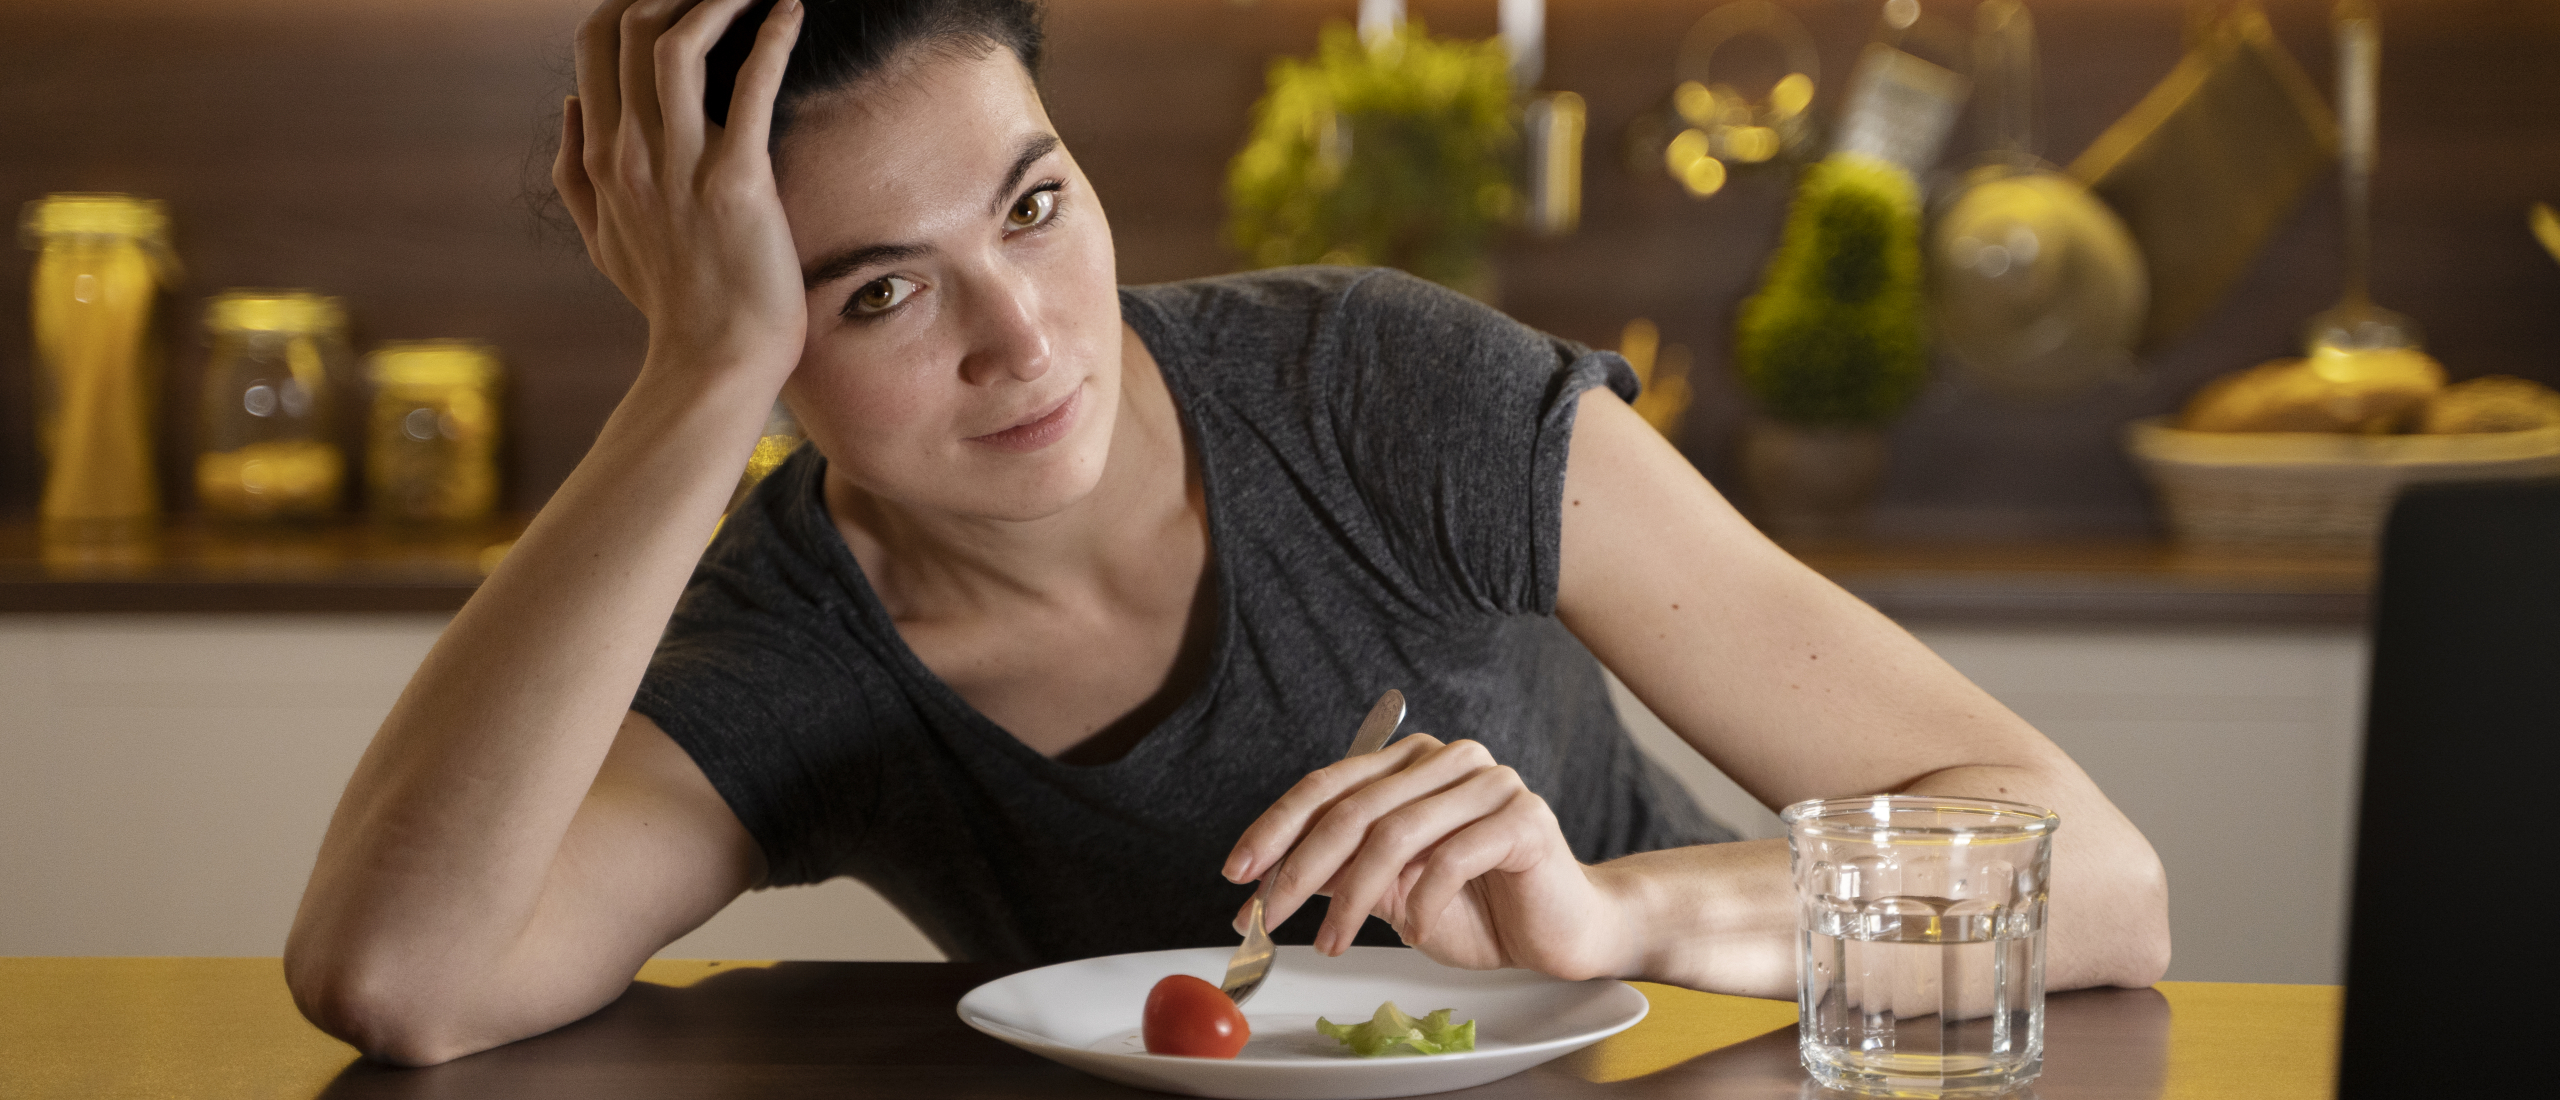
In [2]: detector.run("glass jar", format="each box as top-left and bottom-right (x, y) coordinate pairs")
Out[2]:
(198, 290), (349, 521)
(367, 340), (501, 525)
(19, 193), (177, 544)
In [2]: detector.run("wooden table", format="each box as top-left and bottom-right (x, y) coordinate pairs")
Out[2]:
(0, 958), (2338, 1099)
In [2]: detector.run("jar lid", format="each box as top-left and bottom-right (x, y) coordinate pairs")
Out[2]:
(368, 340), (501, 388)
(19, 193), (170, 245)
(208, 290), (344, 336)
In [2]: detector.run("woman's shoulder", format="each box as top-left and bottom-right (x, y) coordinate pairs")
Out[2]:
(1123, 265), (1633, 432)
(1121, 263), (1381, 314)
(1119, 265), (1503, 353)
(1123, 266), (1600, 400)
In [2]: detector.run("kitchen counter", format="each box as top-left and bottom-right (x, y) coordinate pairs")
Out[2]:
(1783, 538), (2371, 625)
(0, 518), (2369, 623)
(0, 518), (523, 614)
(2, 531), (2373, 983)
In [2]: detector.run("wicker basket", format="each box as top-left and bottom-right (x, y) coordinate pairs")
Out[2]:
(2126, 417), (2560, 550)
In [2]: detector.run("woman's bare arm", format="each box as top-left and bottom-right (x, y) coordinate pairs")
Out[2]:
(1553, 391), (2171, 996)
(1224, 390), (2168, 999)
(284, 0), (808, 1065)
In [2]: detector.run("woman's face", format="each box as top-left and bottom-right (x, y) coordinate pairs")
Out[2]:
(775, 44), (1123, 523)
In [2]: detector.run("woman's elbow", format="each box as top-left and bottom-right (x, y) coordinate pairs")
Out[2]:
(283, 942), (489, 1067)
(2096, 845), (2173, 988)
(2126, 855), (2174, 986)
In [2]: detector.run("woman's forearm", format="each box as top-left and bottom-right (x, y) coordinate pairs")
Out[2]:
(1601, 762), (2170, 998)
(285, 360), (775, 1038)
(286, 0), (822, 1058)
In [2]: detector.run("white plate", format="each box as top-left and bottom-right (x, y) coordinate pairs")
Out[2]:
(955, 945), (1648, 1100)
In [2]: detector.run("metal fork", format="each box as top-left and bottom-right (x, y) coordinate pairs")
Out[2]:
(1220, 688), (1406, 1007)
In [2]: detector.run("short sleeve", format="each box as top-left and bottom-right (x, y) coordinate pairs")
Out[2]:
(630, 449), (886, 888)
(1325, 270), (1639, 619)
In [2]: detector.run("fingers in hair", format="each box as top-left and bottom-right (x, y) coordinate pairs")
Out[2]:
(719, 0), (804, 158)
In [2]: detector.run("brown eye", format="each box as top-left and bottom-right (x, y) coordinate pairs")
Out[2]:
(846, 275), (918, 317)
(1008, 187), (1057, 229)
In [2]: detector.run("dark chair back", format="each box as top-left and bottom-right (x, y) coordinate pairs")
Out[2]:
(2338, 478), (2560, 1095)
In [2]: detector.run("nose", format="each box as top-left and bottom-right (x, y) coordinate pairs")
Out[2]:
(957, 264), (1053, 389)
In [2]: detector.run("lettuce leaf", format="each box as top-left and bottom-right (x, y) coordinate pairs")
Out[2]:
(1314, 1001), (1478, 1057)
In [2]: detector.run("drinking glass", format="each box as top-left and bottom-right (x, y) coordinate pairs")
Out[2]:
(1782, 795), (2057, 1097)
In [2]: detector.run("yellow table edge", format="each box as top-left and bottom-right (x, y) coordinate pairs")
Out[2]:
(2, 959), (2341, 1100)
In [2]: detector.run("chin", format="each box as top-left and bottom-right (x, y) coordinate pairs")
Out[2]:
(955, 402), (1116, 521)
(960, 460), (1103, 521)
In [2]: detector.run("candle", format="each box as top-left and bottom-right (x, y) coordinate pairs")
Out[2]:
(1358, 0), (1403, 48)
(1501, 0), (1543, 87)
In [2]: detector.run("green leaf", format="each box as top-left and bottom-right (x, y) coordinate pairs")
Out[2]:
(1314, 1001), (1479, 1057)
(1223, 20), (1519, 292)
(1733, 153), (1932, 427)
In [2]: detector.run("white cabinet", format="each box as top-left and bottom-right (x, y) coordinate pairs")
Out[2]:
(2, 615), (2365, 982)
(1617, 625), (2368, 984)
(0, 614), (938, 964)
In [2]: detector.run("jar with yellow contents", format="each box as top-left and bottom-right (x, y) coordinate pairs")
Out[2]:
(19, 193), (178, 546)
(367, 340), (501, 525)
(197, 291), (349, 521)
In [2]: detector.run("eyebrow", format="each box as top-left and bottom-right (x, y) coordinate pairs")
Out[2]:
(800, 133), (1066, 292)
(987, 133), (1062, 216)
(803, 242), (930, 291)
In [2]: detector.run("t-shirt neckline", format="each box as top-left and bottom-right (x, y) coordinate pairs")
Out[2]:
(785, 286), (1239, 776)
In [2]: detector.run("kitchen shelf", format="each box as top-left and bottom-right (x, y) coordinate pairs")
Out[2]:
(0, 517), (524, 614)
(2, 516), (2371, 624)
(1784, 538), (2371, 627)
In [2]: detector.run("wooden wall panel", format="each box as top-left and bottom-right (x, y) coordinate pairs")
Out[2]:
(4, 0), (2555, 532)
(0, 1), (632, 517)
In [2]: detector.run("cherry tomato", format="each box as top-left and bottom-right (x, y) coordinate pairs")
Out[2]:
(1142, 974), (1250, 1058)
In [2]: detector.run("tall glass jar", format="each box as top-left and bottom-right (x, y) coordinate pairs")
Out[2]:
(19, 193), (177, 545)
(198, 290), (349, 521)
(366, 340), (501, 525)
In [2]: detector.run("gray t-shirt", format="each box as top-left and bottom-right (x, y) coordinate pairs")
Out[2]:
(634, 266), (1730, 967)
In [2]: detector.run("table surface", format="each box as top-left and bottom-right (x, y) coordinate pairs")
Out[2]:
(0, 958), (2339, 1100)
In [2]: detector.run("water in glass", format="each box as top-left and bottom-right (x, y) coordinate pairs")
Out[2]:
(1784, 797), (2055, 1097)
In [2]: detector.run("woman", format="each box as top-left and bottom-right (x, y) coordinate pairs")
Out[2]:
(285, 0), (2169, 1066)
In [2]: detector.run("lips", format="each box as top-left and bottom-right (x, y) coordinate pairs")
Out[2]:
(967, 387), (1082, 453)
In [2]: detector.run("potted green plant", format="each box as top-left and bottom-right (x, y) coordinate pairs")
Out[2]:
(1225, 22), (1518, 297)
(1732, 152), (1930, 536)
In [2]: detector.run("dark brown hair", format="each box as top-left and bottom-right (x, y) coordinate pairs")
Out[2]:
(530, 2), (1044, 247)
(704, 0), (1045, 145)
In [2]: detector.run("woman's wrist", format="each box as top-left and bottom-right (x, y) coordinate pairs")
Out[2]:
(1587, 857), (1679, 983)
(634, 333), (798, 404)
(606, 345), (794, 455)
(1586, 840), (1799, 995)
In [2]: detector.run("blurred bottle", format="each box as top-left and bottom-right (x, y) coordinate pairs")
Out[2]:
(367, 340), (501, 525)
(1522, 91), (1585, 236)
(198, 291), (349, 522)
(20, 193), (177, 546)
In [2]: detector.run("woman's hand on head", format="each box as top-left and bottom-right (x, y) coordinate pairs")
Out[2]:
(1225, 735), (1642, 982)
(555, 0), (808, 380)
